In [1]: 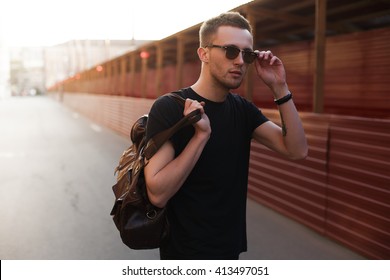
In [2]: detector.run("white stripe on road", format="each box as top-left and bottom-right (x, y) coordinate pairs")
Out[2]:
(90, 123), (102, 132)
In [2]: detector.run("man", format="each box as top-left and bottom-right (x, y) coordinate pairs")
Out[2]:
(144, 12), (308, 259)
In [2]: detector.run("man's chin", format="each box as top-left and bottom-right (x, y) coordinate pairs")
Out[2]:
(227, 82), (242, 90)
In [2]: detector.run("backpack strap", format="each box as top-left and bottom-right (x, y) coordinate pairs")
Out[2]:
(143, 93), (201, 160)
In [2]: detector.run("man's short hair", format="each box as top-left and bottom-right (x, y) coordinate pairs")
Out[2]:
(199, 12), (253, 47)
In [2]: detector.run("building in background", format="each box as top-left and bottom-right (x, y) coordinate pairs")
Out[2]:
(10, 47), (45, 96)
(7, 39), (152, 96)
(0, 28), (10, 98)
(43, 39), (151, 90)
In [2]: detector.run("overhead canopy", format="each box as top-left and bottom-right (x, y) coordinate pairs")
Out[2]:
(239, 0), (390, 47)
(71, 0), (390, 113)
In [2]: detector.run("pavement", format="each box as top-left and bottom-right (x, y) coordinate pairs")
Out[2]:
(0, 96), (365, 260)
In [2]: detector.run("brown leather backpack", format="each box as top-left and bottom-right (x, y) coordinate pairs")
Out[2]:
(110, 93), (200, 249)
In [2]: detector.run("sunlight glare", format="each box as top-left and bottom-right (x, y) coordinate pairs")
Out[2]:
(0, 0), (251, 47)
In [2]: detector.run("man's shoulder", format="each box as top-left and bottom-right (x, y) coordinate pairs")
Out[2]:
(146, 90), (186, 140)
(148, 88), (191, 123)
(228, 92), (252, 107)
(154, 88), (191, 106)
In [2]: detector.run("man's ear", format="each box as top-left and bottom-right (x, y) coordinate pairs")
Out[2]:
(197, 47), (209, 63)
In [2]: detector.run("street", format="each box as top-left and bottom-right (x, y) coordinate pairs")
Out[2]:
(0, 96), (158, 259)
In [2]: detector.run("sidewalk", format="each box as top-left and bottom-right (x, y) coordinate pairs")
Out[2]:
(242, 199), (364, 259)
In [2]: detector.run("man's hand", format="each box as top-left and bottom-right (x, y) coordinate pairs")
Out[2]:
(254, 50), (287, 96)
(184, 99), (211, 136)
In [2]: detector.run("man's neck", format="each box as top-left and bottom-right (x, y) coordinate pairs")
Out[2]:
(191, 79), (229, 103)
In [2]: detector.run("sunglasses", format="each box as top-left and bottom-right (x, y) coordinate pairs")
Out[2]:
(206, 44), (258, 64)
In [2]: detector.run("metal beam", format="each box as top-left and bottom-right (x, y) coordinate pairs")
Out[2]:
(176, 36), (185, 89)
(250, 7), (314, 26)
(313, 0), (327, 113)
(156, 43), (164, 96)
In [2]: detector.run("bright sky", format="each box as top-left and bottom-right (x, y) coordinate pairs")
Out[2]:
(0, 0), (252, 47)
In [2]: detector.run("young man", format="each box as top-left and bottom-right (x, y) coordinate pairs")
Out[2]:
(144, 12), (308, 259)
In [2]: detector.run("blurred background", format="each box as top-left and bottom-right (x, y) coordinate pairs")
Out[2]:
(0, 0), (389, 260)
(0, 0), (249, 98)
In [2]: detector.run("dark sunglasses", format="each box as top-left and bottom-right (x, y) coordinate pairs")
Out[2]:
(206, 44), (258, 64)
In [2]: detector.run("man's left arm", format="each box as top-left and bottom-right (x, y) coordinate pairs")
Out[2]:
(252, 50), (308, 160)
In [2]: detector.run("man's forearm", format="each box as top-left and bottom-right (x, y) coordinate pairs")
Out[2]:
(276, 93), (308, 160)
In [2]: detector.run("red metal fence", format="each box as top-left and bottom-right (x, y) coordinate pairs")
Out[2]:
(249, 110), (390, 259)
(50, 27), (390, 119)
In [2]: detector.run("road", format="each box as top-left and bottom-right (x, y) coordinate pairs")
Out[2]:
(0, 96), (364, 260)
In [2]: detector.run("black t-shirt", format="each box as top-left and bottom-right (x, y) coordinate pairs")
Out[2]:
(146, 87), (268, 259)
